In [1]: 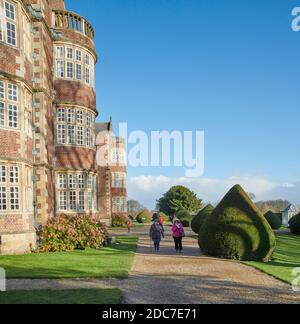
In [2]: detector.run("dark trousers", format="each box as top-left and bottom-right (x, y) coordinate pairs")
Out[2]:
(173, 236), (183, 251)
(153, 239), (161, 251)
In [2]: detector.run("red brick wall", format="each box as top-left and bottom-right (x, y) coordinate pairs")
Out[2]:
(0, 130), (21, 158)
(0, 45), (20, 77)
(111, 188), (127, 197)
(49, 0), (65, 11)
(55, 147), (96, 170)
(54, 80), (96, 110)
(0, 215), (25, 233)
(60, 29), (95, 54)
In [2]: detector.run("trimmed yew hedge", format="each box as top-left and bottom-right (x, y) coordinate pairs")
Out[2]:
(264, 211), (282, 230)
(191, 204), (214, 234)
(198, 185), (276, 262)
(289, 213), (300, 235)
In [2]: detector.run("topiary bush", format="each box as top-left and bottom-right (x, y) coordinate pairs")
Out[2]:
(198, 185), (276, 262)
(176, 210), (192, 227)
(136, 209), (152, 224)
(191, 204), (214, 234)
(37, 214), (109, 252)
(112, 215), (129, 228)
(264, 211), (282, 230)
(181, 219), (190, 227)
(289, 213), (300, 235)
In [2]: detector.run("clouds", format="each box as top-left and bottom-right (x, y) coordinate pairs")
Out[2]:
(127, 175), (300, 209)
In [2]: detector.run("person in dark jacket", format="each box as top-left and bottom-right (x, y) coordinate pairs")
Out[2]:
(150, 219), (165, 252)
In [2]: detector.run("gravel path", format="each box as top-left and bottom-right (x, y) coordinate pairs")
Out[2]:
(7, 227), (300, 304)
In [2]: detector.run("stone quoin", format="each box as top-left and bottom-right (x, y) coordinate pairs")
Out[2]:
(0, 0), (127, 255)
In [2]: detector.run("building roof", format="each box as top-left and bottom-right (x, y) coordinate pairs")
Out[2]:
(283, 204), (300, 213)
(95, 117), (113, 135)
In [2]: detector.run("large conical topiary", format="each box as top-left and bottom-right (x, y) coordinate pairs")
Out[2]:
(264, 211), (282, 230)
(191, 204), (214, 234)
(198, 185), (276, 261)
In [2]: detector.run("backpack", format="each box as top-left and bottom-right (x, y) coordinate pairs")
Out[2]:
(151, 223), (163, 240)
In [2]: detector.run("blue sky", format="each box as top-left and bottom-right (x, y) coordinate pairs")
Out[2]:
(65, 0), (300, 208)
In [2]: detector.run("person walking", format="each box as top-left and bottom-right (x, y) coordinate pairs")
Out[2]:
(150, 218), (165, 252)
(172, 220), (185, 253)
(127, 219), (133, 233)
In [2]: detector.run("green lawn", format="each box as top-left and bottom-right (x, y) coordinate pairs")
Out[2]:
(0, 237), (138, 279)
(0, 289), (122, 304)
(246, 234), (300, 285)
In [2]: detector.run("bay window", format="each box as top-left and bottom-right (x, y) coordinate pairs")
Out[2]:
(57, 173), (97, 212)
(55, 45), (94, 88)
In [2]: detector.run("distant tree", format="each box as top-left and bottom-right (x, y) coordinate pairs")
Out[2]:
(156, 186), (202, 215)
(256, 200), (291, 214)
(127, 200), (144, 216)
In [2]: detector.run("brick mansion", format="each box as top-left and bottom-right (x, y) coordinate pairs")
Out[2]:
(0, 0), (127, 254)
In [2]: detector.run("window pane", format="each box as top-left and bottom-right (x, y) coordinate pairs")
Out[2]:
(66, 62), (74, 79)
(59, 174), (67, 189)
(66, 48), (73, 59)
(78, 174), (85, 189)
(76, 110), (83, 124)
(59, 191), (67, 211)
(10, 187), (19, 210)
(0, 186), (7, 211)
(57, 108), (65, 123)
(67, 109), (75, 124)
(57, 124), (66, 144)
(79, 191), (85, 210)
(56, 46), (63, 59)
(69, 174), (76, 189)
(76, 49), (82, 62)
(5, 2), (15, 20)
(88, 191), (92, 210)
(56, 60), (64, 78)
(8, 83), (17, 102)
(85, 67), (90, 84)
(0, 82), (4, 99)
(77, 126), (83, 145)
(68, 125), (75, 145)
(8, 104), (18, 128)
(6, 21), (16, 46)
(0, 102), (4, 127)
(9, 166), (19, 183)
(70, 191), (76, 210)
(0, 19), (4, 42)
(0, 166), (6, 183)
(88, 175), (92, 189)
(76, 64), (82, 81)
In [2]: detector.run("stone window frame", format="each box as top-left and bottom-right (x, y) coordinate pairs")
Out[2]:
(57, 172), (97, 213)
(0, 164), (21, 212)
(111, 172), (127, 189)
(112, 196), (127, 214)
(0, 0), (18, 47)
(56, 106), (95, 148)
(0, 79), (19, 130)
(54, 44), (95, 88)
